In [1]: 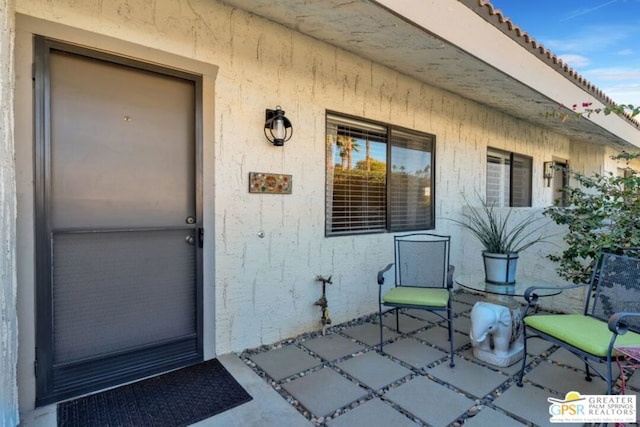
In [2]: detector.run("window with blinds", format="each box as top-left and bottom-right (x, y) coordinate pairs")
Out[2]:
(486, 147), (532, 207)
(326, 113), (435, 235)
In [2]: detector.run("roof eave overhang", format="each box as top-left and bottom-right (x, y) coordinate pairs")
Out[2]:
(221, 0), (640, 150)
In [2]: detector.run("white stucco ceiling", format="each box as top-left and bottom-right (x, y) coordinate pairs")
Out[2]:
(221, 0), (639, 150)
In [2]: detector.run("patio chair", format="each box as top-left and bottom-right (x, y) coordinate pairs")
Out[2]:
(517, 249), (640, 394)
(377, 233), (455, 367)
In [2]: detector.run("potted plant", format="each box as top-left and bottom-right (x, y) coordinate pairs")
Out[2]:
(452, 194), (549, 284)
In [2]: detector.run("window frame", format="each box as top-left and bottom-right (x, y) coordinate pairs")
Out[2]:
(325, 111), (436, 236)
(552, 160), (569, 207)
(486, 147), (533, 207)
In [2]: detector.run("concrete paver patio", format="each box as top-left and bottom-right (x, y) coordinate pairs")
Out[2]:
(238, 291), (640, 426)
(20, 291), (640, 427)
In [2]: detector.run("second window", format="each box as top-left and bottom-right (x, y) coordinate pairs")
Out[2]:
(486, 147), (532, 207)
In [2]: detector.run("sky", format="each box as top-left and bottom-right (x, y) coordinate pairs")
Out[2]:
(488, 0), (640, 107)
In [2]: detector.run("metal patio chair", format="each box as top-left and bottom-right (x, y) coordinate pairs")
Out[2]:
(517, 249), (640, 394)
(377, 233), (455, 367)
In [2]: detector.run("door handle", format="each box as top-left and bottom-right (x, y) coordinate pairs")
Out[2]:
(197, 227), (204, 248)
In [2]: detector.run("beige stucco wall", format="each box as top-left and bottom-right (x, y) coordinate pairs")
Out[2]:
(11, 0), (611, 413)
(0, 0), (18, 424)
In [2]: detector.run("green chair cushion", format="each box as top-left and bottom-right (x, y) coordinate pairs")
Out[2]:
(382, 287), (449, 307)
(524, 314), (640, 357)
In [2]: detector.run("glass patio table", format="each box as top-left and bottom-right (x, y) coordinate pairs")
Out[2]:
(455, 274), (562, 308)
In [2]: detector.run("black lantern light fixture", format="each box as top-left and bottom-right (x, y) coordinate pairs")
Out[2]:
(264, 105), (293, 146)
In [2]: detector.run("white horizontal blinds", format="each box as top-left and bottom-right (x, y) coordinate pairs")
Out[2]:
(486, 148), (510, 207)
(486, 148), (532, 207)
(511, 154), (532, 207)
(326, 114), (388, 234)
(389, 128), (434, 231)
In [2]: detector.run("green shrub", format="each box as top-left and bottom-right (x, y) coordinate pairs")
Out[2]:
(544, 152), (640, 283)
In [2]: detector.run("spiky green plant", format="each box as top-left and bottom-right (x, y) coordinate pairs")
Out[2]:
(451, 194), (549, 254)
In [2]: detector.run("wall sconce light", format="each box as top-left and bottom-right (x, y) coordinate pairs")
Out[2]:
(543, 161), (554, 187)
(264, 105), (293, 146)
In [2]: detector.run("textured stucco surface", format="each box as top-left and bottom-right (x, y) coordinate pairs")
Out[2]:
(223, 0), (640, 150)
(11, 0), (626, 413)
(0, 0), (18, 424)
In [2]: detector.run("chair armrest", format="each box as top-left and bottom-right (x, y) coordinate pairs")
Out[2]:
(523, 283), (587, 305)
(608, 312), (640, 335)
(446, 265), (455, 289)
(377, 263), (394, 286)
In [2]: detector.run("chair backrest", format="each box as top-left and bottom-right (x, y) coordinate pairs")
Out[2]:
(588, 249), (640, 333)
(394, 233), (450, 288)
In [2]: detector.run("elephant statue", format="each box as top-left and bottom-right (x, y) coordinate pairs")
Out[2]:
(469, 301), (524, 367)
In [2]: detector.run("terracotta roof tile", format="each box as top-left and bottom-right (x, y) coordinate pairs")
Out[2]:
(464, 0), (638, 126)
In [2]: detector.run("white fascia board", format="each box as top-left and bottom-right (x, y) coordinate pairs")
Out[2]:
(375, 0), (639, 146)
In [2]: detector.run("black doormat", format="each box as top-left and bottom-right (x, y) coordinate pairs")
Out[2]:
(57, 359), (252, 427)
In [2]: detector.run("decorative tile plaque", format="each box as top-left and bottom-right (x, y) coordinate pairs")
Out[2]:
(249, 172), (292, 194)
